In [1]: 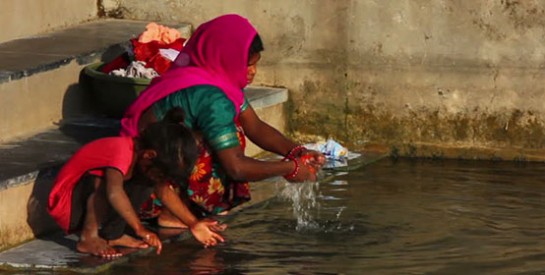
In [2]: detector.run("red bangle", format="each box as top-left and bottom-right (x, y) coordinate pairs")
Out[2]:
(283, 156), (300, 180)
(283, 145), (306, 161)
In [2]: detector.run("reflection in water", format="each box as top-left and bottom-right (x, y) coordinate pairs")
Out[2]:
(111, 158), (545, 274)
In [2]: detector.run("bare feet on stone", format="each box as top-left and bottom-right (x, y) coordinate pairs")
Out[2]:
(77, 236), (122, 259)
(108, 234), (149, 249)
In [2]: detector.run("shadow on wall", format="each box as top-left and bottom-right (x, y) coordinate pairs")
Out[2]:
(26, 169), (79, 253)
(26, 167), (62, 237)
(61, 76), (97, 120)
(62, 43), (134, 121)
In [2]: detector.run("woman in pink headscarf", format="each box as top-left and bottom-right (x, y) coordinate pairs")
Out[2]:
(121, 14), (325, 227)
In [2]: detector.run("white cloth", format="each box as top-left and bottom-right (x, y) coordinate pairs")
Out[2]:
(109, 61), (159, 79)
(304, 139), (361, 169)
(304, 139), (348, 160)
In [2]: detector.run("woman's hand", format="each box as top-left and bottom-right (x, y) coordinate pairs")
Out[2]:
(190, 219), (226, 248)
(285, 157), (317, 182)
(136, 228), (162, 254)
(301, 150), (326, 171)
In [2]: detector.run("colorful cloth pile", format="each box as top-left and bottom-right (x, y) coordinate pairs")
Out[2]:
(101, 22), (186, 78)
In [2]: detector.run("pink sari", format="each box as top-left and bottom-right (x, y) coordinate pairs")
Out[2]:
(120, 14), (257, 137)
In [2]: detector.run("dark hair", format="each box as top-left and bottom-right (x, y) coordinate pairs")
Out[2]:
(138, 109), (198, 182)
(163, 107), (187, 125)
(248, 34), (264, 59)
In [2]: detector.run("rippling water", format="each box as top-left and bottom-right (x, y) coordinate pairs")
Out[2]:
(112, 158), (545, 274)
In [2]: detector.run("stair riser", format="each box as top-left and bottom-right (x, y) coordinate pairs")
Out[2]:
(0, 60), (97, 142)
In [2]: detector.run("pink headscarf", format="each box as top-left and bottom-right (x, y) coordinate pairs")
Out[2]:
(120, 14), (258, 137)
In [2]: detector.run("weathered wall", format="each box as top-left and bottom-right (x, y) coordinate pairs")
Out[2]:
(0, 0), (97, 44)
(106, 0), (545, 160)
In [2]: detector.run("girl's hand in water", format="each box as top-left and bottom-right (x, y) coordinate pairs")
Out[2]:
(190, 220), (226, 248)
(207, 219), (228, 232)
(137, 229), (162, 254)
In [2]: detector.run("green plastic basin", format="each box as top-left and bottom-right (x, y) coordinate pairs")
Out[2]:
(83, 62), (151, 118)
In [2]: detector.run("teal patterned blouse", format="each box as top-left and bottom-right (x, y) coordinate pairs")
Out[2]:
(152, 85), (249, 151)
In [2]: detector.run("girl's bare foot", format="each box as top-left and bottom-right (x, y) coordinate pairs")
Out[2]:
(108, 234), (149, 249)
(77, 236), (122, 258)
(158, 211), (189, 228)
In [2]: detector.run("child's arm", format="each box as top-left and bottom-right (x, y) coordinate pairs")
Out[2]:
(154, 181), (225, 247)
(104, 168), (162, 254)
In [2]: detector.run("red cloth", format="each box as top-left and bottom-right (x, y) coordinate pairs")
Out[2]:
(100, 53), (130, 74)
(100, 37), (185, 75)
(131, 38), (185, 75)
(48, 137), (135, 233)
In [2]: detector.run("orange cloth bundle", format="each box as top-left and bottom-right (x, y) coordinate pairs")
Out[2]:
(138, 22), (181, 44)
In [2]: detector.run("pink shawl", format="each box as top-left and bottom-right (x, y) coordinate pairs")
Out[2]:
(120, 14), (257, 137)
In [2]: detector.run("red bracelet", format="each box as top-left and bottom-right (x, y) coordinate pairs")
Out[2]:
(283, 156), (300, 180)
(283, 145), (306, 161)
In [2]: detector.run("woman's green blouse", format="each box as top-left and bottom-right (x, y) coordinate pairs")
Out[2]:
(152, 85), (249, 151)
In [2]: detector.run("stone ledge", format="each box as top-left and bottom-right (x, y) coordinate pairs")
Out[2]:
(0, 119), (120, 191)
(245, 85), (288, 109)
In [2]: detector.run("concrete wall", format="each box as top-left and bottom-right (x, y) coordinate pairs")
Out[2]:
(0, 181), (37, 251)
(103, 1), (545, 160)
(0, 0), (98, 44)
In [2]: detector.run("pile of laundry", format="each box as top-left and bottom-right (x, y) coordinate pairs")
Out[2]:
(304, 139), (361, 169)
(101, 22), (184, 79)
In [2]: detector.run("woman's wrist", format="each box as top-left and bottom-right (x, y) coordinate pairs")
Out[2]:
(282, 156), (300, 180)
(283, 145), (306, 160)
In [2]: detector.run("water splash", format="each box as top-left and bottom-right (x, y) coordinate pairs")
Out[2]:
(279, 181), (321, 231)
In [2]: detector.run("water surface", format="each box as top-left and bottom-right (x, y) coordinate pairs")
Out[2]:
(112, 158), (545, 274)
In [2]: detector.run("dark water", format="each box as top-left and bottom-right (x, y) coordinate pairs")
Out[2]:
(111, 158), (545, 274)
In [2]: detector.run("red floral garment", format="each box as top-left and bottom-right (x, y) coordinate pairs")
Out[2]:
(138, 122), (251, 219)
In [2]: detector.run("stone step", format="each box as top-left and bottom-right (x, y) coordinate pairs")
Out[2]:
(1, 1), (98, 44)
